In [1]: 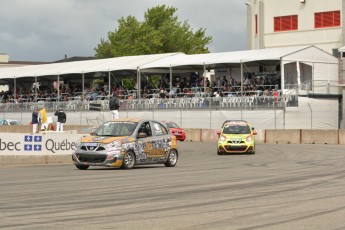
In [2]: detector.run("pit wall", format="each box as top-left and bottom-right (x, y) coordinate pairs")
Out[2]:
(1, 128), (344, 166)
(185, 128), (345, 145)
(0, 125), (345, 144)
(1, 126), (345, 145)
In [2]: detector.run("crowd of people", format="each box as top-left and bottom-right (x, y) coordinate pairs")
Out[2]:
(0, 73), (281, 104)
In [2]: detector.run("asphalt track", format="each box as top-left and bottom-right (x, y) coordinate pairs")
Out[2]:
(1, 142), (345, 230)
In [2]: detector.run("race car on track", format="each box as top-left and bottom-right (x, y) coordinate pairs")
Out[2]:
(72, 118), (178, 170)
(161, 120), (186, 141)
(217, 120), (257, 155)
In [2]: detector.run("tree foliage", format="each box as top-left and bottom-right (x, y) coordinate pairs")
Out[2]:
(95, 5), (212, 58)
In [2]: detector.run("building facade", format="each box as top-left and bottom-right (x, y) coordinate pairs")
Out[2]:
(246, 0), (344, 55)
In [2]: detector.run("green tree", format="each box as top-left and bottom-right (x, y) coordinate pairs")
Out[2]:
(95, 5), (212, 58)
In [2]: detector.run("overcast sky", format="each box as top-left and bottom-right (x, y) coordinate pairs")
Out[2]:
(0, 0), (248, 62)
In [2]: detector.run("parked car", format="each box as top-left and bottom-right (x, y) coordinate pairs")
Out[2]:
(162, 121), (186, 141)
(72, 118), (178, 170)
(217, 120), (257, 155)
(0, 119), (22, 125)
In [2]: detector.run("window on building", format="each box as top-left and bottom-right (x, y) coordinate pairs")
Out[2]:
(274, 15), (298, 32)
(315, 11), (340, 28)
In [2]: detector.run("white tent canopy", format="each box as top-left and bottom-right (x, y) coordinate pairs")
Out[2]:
(0, 45), (339, 96)
(338, 46), (345, 52)
(0, 46), (338, 79)
(0, 53), (183, 79)
(140, 45), (338, 70)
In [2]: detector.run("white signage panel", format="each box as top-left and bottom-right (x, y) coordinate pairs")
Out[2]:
(0, 133), (84, 155)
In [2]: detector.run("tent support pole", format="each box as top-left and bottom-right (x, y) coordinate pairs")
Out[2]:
(170, 65), (172, 92)
(13, 77), (16, 101)
(57, 75), (60, 102)
(280, 59), (284, 94)
(35, 76), (38, 99)
(82, 72), (85, 100)
(137, 68), (141, 99)
(108, 70), (111, 97)
(240, 61), (243, 97)
(203, 63), (206, 93)
(297, 61), (301, 86)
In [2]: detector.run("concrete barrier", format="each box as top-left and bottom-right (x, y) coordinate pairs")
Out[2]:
(2, 126), (345, 145)
(265, 129), (301, 144)
(1, 128), (345, 166)
(301, 129), (338, 144)
(184, 128), (202, 142)
(339, 129), (345, 145)
(201, 129), (219, 142)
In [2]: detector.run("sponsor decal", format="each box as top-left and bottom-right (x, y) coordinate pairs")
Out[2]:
(24, 135), (42, 152)
(92, 137), (108, 141)
(0, 135), (77, 153)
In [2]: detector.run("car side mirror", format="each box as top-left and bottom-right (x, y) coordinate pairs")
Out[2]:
(138, 132), (147, 138)
(253, 130), (257, 135)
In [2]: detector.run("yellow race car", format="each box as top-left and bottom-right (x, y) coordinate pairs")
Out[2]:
(217, 120), (257, 155)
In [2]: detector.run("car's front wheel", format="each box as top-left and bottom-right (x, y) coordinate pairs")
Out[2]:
(164, 149), (178, 167)
(76, 165), (89, 170)
(217, 147), (222, 155)
(121, 151), (136, 169)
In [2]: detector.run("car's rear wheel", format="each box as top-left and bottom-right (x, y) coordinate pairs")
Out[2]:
(164, 149), (178, 167)
(76, 165), (89, 170)
(121, 151), (135, 169)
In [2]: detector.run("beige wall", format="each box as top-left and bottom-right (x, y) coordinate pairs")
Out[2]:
(248, 0), (343, 53)
(0, 53), (9, 63)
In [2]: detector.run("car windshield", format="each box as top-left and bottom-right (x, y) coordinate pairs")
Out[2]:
(94, 121), (138, 136)
(165, 122), (179, 129)
(223, 125), (251, 134)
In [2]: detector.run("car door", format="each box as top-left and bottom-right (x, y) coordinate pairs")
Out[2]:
(136, 121), (154, 163)
(150, 121), (171, 161)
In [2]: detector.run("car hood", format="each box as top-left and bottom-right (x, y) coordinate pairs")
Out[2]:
(81, 135), (131, 144)
(169, 128), (184, 132)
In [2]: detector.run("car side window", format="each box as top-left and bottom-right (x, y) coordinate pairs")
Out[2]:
(138, 122), (152, 137)
(152, 122), (169, 136)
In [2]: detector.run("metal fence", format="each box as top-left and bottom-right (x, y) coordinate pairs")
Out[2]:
(0, 95), (298, 113)
(1, 94), (340, 130)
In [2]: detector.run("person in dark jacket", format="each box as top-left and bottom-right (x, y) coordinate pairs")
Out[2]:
(31, 107), (40, 133)
(109, 92), (120, 119)
(54, 109), (66, 131)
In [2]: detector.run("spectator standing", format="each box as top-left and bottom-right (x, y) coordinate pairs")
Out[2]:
(109, 92), (120, 119)
(39, 105), (47, 131)
(54, 109), (67, 131)
(273, 89), (279, 105)
(31, 107), (40, 134)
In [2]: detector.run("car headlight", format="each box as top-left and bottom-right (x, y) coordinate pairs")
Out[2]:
(219, 135), (226, 142)
(246, 135), (253, 142)
(75, 138), (81, 148)
(105, 140), (122, 149)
